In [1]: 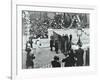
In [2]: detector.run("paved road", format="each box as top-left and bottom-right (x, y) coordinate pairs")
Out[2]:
(22, 47), (65, 69)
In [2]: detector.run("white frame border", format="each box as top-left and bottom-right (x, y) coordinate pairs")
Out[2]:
(11, 1), (97, 80)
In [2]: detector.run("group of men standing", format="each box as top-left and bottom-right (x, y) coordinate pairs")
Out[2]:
(50, 34), (89, 67)
(50, 34), (72, 54)
(24, 33), (89, 69)
(51, 46), (89, 67)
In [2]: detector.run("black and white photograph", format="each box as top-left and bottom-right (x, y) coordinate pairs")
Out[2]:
(22, 10), (90, 69)
(9, 0), (98, 79)
(11, 2), (97, 79)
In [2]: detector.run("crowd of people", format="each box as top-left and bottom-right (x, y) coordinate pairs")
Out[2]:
(23, 12), (89, 39)
(50, 34), (89, 67)
(24, 33), (89, 69)
(29, 23), (49, 39)
(23, 12), (90, 69)
(50, 34), (73, 54)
